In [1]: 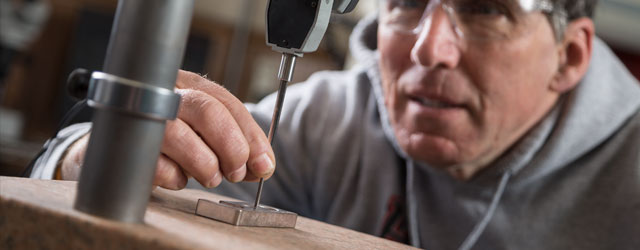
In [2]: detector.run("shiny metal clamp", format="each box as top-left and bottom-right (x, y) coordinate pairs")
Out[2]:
(87, 71), (181, 120)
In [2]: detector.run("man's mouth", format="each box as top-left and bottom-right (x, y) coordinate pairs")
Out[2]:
(409, 96), (462, 109)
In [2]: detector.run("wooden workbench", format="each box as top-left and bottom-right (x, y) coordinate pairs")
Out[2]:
(0, 177), (414, 249)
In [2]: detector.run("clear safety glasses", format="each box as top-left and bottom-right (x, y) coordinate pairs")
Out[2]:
(380, 0), (555, 41)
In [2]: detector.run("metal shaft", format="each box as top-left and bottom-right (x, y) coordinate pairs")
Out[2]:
(74, 0), (194, 223)
(254, 53), (296, 209)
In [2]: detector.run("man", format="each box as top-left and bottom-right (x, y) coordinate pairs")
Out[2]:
(32, 0), (640, 249)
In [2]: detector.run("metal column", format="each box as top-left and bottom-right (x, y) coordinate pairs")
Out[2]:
(74, 0), (194, 223)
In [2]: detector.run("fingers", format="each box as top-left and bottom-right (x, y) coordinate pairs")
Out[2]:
(162, 119), (223, 188)
(243, 171), (262, 182)
(176, 71), (276, 180)
(176, 88), (251, 183)
(154, 154), (188, 190)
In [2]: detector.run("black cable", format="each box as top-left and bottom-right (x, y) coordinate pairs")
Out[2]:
(21, 99), (88, 177)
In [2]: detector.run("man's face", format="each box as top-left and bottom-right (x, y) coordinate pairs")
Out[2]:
(378, 0), (562, 173)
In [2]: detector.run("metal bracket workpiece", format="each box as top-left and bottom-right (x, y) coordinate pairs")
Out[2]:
(195, 200), (297, 228)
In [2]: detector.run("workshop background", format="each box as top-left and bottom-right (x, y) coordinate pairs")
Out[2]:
(1, 0), (639, 176)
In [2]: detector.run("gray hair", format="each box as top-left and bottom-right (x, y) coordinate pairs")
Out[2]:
(547, 0), (598, 40)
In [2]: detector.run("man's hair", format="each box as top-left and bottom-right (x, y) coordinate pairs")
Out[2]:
(548, 0), (598, 40)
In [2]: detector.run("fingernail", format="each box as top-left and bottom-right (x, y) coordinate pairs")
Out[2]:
(207, 172), (222, 188)
(250, 153), (275, 177)
(229, 165), (246, 183)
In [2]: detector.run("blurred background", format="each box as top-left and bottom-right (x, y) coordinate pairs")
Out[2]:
(1, 0), (639, 176)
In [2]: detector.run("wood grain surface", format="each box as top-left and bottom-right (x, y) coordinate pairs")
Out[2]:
(0, 176), (415, 249)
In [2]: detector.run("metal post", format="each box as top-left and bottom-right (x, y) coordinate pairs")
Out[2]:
(74, 0), (194, 223)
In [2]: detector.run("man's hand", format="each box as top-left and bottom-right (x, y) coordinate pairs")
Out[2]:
(60, 70), (276, 190)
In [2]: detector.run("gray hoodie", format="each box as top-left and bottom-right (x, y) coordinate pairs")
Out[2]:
(207, 15), (640, 249)
(33, 14), (640, 250)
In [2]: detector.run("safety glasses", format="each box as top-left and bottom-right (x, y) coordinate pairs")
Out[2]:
(380, 0), (555, 41)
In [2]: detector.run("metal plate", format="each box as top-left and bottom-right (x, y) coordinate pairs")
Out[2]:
(195, 199), (297, 228)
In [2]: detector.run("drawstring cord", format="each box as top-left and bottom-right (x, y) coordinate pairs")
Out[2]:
(458, 171), (512, 250)
(406, 160), (512, 250)
(406, 160), (421, 247)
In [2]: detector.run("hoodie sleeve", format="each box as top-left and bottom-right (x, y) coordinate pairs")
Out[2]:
(29, 122), (91, 179)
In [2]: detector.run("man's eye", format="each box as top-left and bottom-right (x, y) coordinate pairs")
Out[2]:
(389, 0), (428, 10)
(455, 1), (510, 16)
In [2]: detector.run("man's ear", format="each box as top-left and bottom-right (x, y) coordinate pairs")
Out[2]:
(550, 17), (595, 93)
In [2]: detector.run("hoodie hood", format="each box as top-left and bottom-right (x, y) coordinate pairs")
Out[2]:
(349, 13), (411, 161)
(350, 14), (640, 248)
(349, 13), (640, 182)
(519, 39), (640, 179)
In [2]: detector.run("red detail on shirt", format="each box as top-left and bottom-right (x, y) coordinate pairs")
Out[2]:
(380, 195), (409, 244)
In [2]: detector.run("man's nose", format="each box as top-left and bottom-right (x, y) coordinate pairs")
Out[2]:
(410, 6), (461, 69)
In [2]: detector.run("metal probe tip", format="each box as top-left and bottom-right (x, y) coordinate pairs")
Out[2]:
(253, 53), (297, 209)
